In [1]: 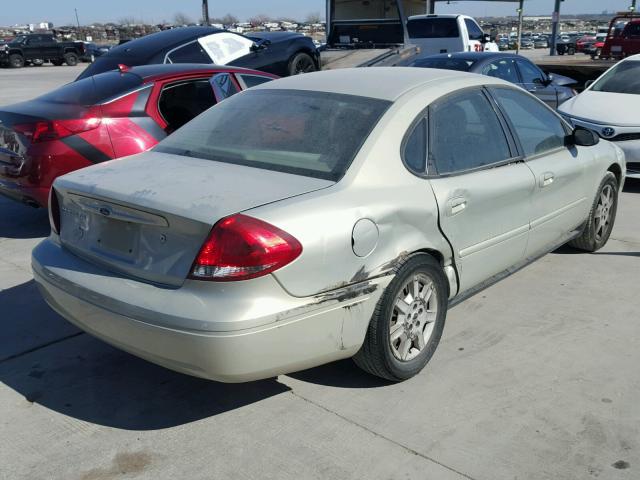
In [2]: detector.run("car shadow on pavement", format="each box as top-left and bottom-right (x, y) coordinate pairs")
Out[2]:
(0, 198), (50, 239)
(287, 359), (393, 388)
(0, 281), (290, 431)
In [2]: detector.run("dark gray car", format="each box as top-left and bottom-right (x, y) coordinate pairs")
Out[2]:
(409, 52), (577, 108)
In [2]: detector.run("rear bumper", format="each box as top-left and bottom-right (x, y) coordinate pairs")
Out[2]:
(0, 177), (48, 207)
(32, 238), (389, 382)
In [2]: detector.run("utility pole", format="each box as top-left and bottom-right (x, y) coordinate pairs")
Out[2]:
(516, 0), (524, 55)
(549, 0), (561, 56)
(74, 8), (80, 28)
(202, 0), (210, 25)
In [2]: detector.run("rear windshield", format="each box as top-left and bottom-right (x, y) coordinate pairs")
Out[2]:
(412, 57), (474, 71)
(35, 72), (143, 105)
(407, 18), (460, 39)
(154, 89), (391, 181)
(591, 61), (640, 95)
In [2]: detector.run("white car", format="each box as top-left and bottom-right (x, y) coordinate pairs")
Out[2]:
(559, 54), (639, 179)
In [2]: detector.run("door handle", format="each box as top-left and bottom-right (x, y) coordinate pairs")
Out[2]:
(540, 172), (555, 188)
(447, 197), (467, 216)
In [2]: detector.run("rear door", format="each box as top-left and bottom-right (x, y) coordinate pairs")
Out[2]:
(426, 87), (535, 292)
(515, 58), (558, 108)
(489, 86), (591, 257)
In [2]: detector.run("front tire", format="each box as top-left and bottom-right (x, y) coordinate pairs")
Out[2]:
(354, 254), (448, 382)
(64, 53), (78, 66)
(288, 52), (317, 76)
(9, 54), (24, 68)
(569, 172), (618, 252)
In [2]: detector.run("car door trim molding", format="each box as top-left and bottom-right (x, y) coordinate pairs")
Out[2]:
(530, 196), (587, 229)
(459, 223), (530, 258)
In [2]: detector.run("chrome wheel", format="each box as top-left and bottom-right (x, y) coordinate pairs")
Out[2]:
(594, 184), (614, 242)
(390, 273), (438, 362)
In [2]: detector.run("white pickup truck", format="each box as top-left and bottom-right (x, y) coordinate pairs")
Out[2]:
(407, 14), (486, 57)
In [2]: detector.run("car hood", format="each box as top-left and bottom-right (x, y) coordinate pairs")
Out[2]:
(551, 73), (577, 87)
(559, 90), (640, 127)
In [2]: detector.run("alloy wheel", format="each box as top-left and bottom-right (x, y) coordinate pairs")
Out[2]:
(594, 184), (614, 242)
(389, 273), (438, 362)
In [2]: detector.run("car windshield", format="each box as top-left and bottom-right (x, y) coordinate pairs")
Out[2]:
(412, 57), (474, 72)
(591, 61), (640, 95)
(154, 89), (391, 181)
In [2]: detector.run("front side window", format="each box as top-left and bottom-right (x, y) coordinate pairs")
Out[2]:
(155, 89), (391, 181)
(591, 60), (640, 95)
(407, 18), (460, 39)
(516, 59), (545, 85)
(429, 89), (512, 175)
(491, 87), (567, 157)
(464, 19), (484, 41)
(482, 59), (519, 84)
(166, 42), (212, 64)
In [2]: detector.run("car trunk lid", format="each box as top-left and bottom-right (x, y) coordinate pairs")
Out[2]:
(53, 151), (333, 287)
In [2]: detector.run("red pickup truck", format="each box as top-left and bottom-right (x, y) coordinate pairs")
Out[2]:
(601, 14), (640, 59)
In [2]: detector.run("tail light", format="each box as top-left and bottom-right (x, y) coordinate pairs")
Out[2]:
(190, 214), (302, 281)
(14, 115), (101, 144)
(48, 187), (61, 235)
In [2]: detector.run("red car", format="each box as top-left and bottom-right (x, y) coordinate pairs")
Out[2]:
(576, 35), (596, 53)
(602, 16), (640, 59)
(0, 64), (276, 207)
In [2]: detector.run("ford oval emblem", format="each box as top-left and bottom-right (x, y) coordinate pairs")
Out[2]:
(99, 207), (111, 217)
(601, 127), (615, 138)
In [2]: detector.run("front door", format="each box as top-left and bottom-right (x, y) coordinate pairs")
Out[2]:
(489, 86), (591, 257)
(427, 87), (535, 292)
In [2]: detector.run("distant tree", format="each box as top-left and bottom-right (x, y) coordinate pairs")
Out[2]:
(305, 12), (323, 24)
(221, 14), (239, 25)
(174, 12), (192, 25)
(249, 14), (271, 26)
(118, 16), (139, 25)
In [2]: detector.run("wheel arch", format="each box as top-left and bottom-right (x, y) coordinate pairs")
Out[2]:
(607, 162), (622, 187)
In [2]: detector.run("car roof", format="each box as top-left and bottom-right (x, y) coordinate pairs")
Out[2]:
(420, 52), (517, 62)
(104, 26), (223, 60)
(252, 67), (490, 101)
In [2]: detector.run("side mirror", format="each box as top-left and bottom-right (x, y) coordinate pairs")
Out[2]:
(250, 39), (271, 51)
(584, 79), (595, 89)
(568, 126), (600, 147)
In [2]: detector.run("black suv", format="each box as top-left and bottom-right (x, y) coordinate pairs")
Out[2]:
(0, 34), (86, 68)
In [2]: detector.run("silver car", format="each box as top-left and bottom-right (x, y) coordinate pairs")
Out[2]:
(32, 68), (626, 382)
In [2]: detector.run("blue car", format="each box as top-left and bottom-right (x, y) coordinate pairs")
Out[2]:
(410, 52), (577, 108)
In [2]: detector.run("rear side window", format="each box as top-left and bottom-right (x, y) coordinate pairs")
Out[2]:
(35, 71), (142, 105)
(237, 74), (274, 89)
(155, 89), (391, 181)
(166, 42), (212, 64)
(430, 89), (511, 175)
(515, 59), (545, 84)
(158, 79), (217, 132)
(464, 19), (484, 41)
(407, 18), (460, 39)
(491, 87), (567, 157)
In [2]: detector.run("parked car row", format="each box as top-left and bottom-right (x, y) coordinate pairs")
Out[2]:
(0, 24), (634, 384)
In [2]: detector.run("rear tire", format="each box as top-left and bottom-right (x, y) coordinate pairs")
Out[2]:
(353, 254), (448, 382)
(9, 54), (24, 68)
(64, 53), (78, 66)
(288, 52), (317, 76)
(569, 172), (618, 252)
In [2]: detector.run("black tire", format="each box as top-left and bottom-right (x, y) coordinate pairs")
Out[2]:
(9, 54), (24, 68)
(353, 254), (448, 382)
(288, 52), (317, 76)
(51, 59), (64, 66)
(64, 53), (78, 66)
(569, 172), (618, 252)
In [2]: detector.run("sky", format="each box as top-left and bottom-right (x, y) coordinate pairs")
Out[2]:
(1, 0), (636, 26)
